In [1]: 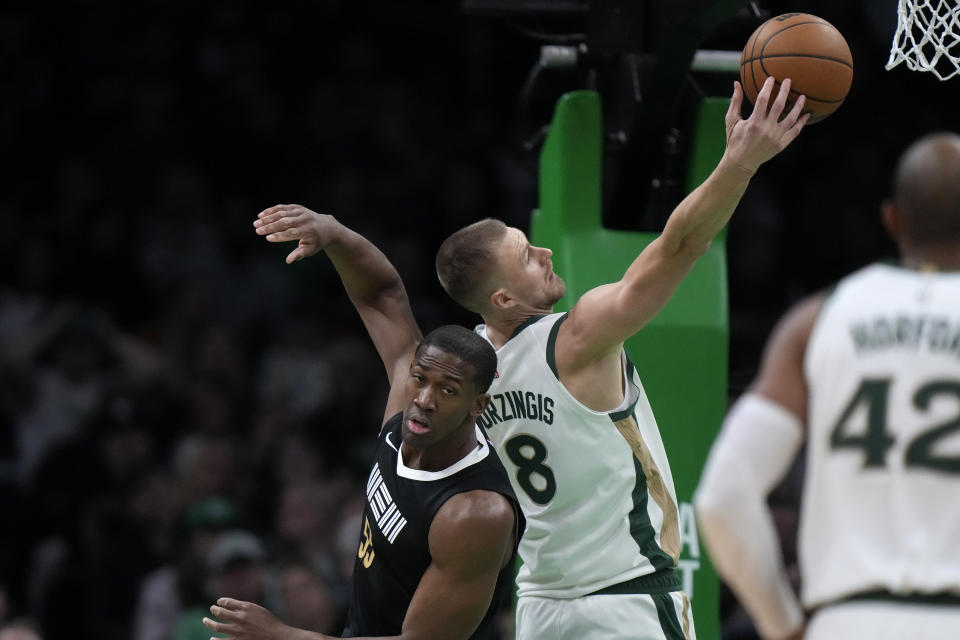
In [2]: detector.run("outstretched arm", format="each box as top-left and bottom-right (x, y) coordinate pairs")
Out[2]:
(560, 77), (808, 370)
(203, 490), (517, 640)
(694, 294), (824, 640)
(255, 204), (422, 419)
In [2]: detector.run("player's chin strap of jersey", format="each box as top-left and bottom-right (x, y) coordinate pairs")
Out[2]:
(694, 393), (805, 640)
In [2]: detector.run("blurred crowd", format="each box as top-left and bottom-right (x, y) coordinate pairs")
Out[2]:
(0, 3), (529, 639)
(1, 1), (958, 639)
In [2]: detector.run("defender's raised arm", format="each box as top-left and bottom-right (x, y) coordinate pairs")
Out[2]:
(255, 203), (422, 418)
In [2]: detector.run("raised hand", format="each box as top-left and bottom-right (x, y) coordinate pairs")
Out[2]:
(723, 76), (809, 175)
(254, 203), (337, 264)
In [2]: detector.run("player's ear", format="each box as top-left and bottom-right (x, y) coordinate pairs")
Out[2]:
(881, 199), (900, 241)
(471, 393), (491, 418)
(489, 288), (514, 311)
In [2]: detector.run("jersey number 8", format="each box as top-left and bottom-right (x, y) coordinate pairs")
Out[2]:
(504, 434), (557, 504)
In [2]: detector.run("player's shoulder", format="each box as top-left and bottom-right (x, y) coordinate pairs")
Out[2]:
(761, 291), (830, 364)
(428, 490), (517, 569)
(784, 291), (829, 331)
(435, 489), (515, 529)
(378, 411), (404, 439)
(431, 490), (515, 546)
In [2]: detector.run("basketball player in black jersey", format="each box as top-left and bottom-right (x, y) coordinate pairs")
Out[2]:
(202, 212), (523, 640)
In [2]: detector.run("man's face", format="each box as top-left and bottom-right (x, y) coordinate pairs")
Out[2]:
(493, 227), (565, 311)
(401, 345), (484, 450)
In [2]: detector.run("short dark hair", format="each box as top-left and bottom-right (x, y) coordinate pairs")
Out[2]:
(415, 325), (497, 393)
(893, 132), (960, 245)
(435, 218), (508, 313)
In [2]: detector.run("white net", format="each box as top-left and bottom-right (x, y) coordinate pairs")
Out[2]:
(886, 0), (960, 80)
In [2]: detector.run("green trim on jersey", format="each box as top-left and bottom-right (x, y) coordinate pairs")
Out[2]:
(616, 353), (678, 569)
(628, 456), (676, 571)
(623, 350), (639, 379)
(609, 403), (638, 423)
(546, 312), (569, 378)
(589, 567), (682, 595)
(652, 592), (687, 639)
(509, 314), (546, 341)
(610, 351), (640, 423)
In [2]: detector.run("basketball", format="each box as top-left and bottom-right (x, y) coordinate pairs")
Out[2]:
(740, 13), (853, 123)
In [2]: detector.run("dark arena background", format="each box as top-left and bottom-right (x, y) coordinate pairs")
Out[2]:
(0, 1), (957, 639)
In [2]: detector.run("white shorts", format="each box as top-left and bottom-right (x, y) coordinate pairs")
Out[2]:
(516, 591), (696, 640)
(808, 600), (960, 640)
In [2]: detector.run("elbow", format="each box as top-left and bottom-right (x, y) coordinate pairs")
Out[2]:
(382, 281), (411, 306)
(692, 482), (730, 524)
(358, 279), (409, 311)
(684, 237), (711, 259)
(693, 454), (753, 526)
(663, 235), (711, 265)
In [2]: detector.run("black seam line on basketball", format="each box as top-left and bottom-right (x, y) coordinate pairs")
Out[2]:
(761, 20), (852, 70)
(750, 27), (761, 100)
(769, 80), (845, 104)
(741, 52), (853, 69)
(757, 46), (850, 102)
(765, 20), (830, 38)
(757, 67), (847, 103)
(761, 75), (846, 104)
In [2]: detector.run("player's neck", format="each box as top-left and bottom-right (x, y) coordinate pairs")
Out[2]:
(481, 321), (514, 349)
(482, 308), (552, 349)
(483, 314), (539, 349)
(401, 425), (479, 471)
(900, 247), (960, 272)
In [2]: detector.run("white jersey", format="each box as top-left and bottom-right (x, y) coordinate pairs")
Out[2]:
(801, 263), (960, 607)
(476, 313), (681, 598)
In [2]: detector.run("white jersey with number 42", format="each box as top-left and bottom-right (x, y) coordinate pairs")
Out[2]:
(802, 263), (960, 607)
(476, 313), (681, 599)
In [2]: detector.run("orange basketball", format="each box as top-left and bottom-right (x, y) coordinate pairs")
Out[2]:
(740, 13), (853, 124)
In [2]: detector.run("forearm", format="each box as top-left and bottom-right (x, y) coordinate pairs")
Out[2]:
(287, 628), (332, 640)
(565, 153), (756, 351)
(657, 152), (753, 257)
(697, 485), (802, 639)
(655, 75), (805, 262)
(322, 216), (407, 307)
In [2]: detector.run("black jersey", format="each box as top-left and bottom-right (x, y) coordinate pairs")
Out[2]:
(344, 413), (523, 639)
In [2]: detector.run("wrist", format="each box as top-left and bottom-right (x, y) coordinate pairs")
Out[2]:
(718, 153), (757, 178)
(773, 623), (805, 640)
(323, 214), (351, 250)
(292, 628), (329, 640)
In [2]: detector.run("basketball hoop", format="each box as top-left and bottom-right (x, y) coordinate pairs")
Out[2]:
(886, 0), (960, 80)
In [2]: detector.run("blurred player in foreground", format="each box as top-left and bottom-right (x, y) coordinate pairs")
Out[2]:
(695, 132), (960, 640)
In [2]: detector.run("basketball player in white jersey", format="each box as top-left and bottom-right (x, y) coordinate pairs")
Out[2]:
(694, 131), (960, 640)
(431, 77), (806, 640)
(249, 76), (806, 639)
